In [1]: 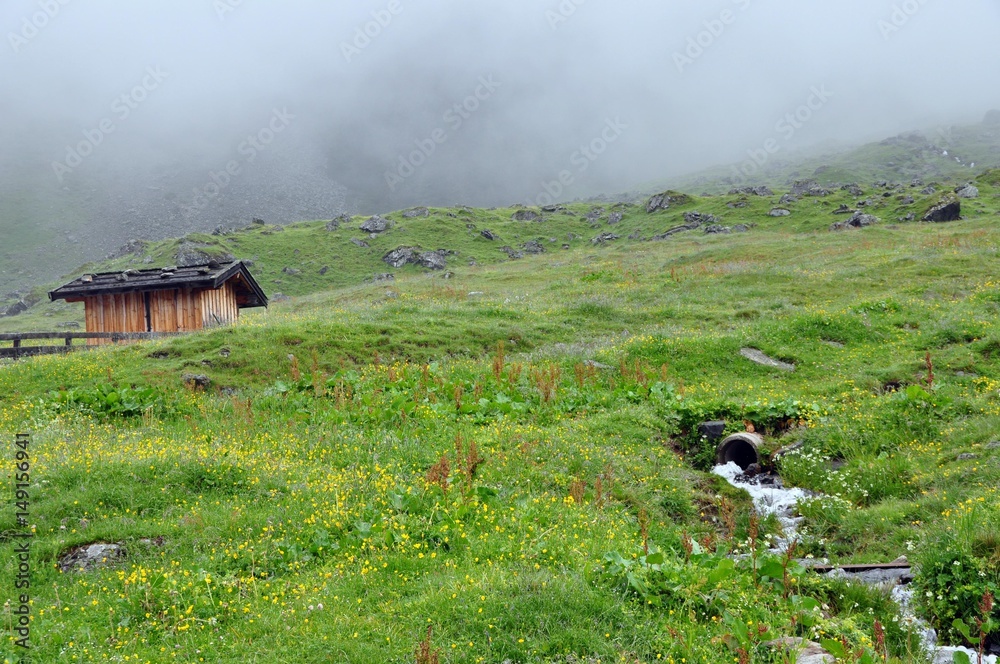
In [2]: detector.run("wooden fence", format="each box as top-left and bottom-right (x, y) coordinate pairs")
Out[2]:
(0, 332), (177, 360)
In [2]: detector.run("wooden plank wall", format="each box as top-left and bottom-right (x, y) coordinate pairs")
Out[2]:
(84, 293), (146, 345)
(149, 288), (202, 333)
(80, 285), (239, 343)
(200, 283), (239, 328)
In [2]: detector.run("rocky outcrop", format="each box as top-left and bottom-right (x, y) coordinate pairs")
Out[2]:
(360, 215), (390, 233)
(830, 211), (879, 231)
(646, 191), (691, 213)
(382, 247), (450, 270)
(729, 185), (773, 197)
(511, 209), (543, 222)
(923, 198), (962, 222)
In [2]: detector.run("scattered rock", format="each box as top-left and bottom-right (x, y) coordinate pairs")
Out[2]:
(591, 233), (620, 245)
(841, 183), (864, 197)
(522, 241), (546, 254)
(106, 239), (147, 260)
(540, 204), (565, 213)
(740, 348), (795, 371)
(57, 321), (81, 329)
(511, 210), (543, 222)
(608, 211), (623, 225)
(182, 374), (211, 390)
(683, 211), (719, 226)
(957, 453), (978, 461)
(833, 204), (854, 215)
(769, 208), (791, 217)
(4, 300), (29, 317)
(698, 421), (727, 441)
(271, 293), (290, 303)
(402, 207), (430, 218)
(790, 179), (831, 197)
(500, 246), (524, 260)
(986, 441), (1000, 450)
(646, 191), (691, 213)
(372, 273), (395, 283)
(282, 267), (301, 276)
(779, 194), (798, 205)
(319, 266), (329, 276)
(60, 543), (125, 572)
(360, 215), (390, 233)
(326, 214), (351, 231)
(481, 229), (499, 241)
(765, 638), (834, 664)
(219, 348), (231, 358)
(955, 184), (980, 199)
(703, 225), (731, 234)
(923, 198), (962, 223)
(831, 211), (879, 231)
(350, 238), (370, 248)
(920, 185), (937, 196)
(729, 185), (773, 196)
(382, 247), (449, 270)
(175, 243), (235, 268)
(727, 198), (749, 209)
(732, 224), (751, 233)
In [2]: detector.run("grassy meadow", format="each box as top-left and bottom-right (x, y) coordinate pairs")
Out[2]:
(2, 173), (1000, 663)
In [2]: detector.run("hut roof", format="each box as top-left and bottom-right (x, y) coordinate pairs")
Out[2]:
(49, 261), (268, 308)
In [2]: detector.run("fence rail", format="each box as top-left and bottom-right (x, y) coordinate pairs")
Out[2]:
(0, 332), (177, 360)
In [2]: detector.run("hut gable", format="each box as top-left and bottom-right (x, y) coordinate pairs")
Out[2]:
(49, 261), (267, 338)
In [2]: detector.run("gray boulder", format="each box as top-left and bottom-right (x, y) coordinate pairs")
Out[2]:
(646, 191), (691, 213)
(402, 207), (430, 218)
(511, 209), (543, 222)
(769, 208), (791, 217)
(4, 300), (28, 317)
(923, 199), (962, 222)
(182, 374), (212, 390)
(383, 247), (417, 268)
(59, 543), (125, 572)
(481, 229), (499, 241)
(360, 215), (390, 233)
(522, 240), (546, 254)
(831, 211), (879, 231)
(729, 185), (773, 196)
(591, 233), (620, 245)
(326, 214), (351, 231)
(956, 184), (979, 199)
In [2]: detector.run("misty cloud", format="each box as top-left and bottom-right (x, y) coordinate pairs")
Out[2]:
(1, 0), (999, 289)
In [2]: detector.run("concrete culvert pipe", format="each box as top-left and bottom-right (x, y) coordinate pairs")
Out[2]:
(715, 433), (763, 470)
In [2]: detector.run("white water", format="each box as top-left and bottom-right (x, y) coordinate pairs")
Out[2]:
(713, 462), (997, 664)
(712, 461), (810, 552)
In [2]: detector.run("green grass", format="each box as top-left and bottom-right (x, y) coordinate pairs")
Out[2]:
(2, 171), (1000, 662)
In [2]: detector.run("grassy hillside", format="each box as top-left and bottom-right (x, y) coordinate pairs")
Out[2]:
(1, 172), (1000, 662)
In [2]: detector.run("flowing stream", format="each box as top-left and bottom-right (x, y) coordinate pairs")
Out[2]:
(712, 462), (997, 664)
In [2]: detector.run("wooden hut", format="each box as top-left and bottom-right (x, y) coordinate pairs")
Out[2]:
(49, 261), (267, 342)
